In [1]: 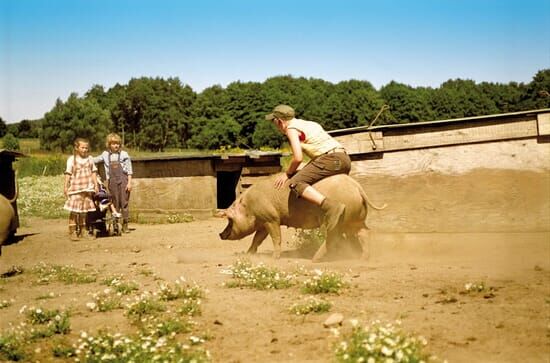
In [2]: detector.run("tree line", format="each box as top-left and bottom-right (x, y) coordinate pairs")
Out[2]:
(1, 70), (548, 153)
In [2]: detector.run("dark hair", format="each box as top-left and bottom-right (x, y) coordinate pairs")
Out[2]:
(73, 137), (89, 149)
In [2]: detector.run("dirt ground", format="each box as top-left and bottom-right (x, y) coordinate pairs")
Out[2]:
(1, 214), (549, 362)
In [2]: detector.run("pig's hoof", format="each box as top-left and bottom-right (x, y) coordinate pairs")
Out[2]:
(272, 252), (281, 259)
(312, 251), (326, 263)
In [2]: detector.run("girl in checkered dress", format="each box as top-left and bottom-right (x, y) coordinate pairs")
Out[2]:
(63, 138), (98, 240)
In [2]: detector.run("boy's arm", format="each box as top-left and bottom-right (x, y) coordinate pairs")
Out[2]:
(90, 158), (99, 191)
(124, 151), (133, 192)
(124, 151), (133, 175)
(127, 174), (132, 192)
(92, 153), (103, 164)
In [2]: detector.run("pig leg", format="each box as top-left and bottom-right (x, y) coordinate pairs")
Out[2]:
(357, 227), (371, 260)
(311, 241), (327, 262)
(264, 222), (282, 259)
(311, 230), (338, 262)
(247, 228), (268, 254)
(311, 228), (340, 262)
(341, 226), (365, 257)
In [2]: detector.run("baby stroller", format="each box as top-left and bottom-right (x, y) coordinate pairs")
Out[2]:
(87, 179), (123, 238)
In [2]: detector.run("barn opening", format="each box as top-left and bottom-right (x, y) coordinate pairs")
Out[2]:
(216, 171), (241, 209)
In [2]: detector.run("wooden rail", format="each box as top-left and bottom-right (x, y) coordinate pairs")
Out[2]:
(329, 109), (550, 155)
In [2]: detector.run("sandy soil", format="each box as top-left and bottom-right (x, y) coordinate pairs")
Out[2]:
(0, 215), (549, 362)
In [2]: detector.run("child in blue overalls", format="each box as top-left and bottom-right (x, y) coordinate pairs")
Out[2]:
(94, 133), (133, 233)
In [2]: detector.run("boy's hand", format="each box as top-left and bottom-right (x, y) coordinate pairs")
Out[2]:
(274, 173), (288, 189)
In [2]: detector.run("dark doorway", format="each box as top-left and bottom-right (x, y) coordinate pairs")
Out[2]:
(217, 171), (241, 208)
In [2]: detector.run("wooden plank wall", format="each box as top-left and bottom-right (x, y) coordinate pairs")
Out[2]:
(334, 114), (545, 155)
(331, 110), (550, 233)
(129, 154), (282, 221)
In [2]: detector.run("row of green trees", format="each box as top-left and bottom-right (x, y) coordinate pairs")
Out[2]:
(2, 70), (549, 152)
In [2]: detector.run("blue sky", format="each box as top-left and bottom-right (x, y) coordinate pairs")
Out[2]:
(1, 0), (549, 123)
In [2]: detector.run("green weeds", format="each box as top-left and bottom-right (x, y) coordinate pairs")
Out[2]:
(222, 259), (296, 290)
(0, 331), (27, 361)
(102, 275), (140, 295)
(86, 288), (123, 312)
(0, 299), (13, 309)
(74, 330), (210, 363)
(26, 307), (71, 339)
(302, 269), (347, 295)
(290, 228), (325, 255)
(17, 176), (66, 219)
(290, 296), (332, 315)
(334, 320), (433, 363)
(31, 262), (97, 284)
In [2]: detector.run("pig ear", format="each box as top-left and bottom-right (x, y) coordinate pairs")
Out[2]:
(215, 209), (227, 218)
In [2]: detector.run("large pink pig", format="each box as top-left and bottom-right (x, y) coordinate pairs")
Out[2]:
(219, 174), (385, 261)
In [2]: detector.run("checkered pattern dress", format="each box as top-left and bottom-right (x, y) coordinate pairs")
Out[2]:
(63, 155), (97, 213)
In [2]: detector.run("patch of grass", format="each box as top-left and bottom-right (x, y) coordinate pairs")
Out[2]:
(125, 292), (166, 321)
(86, 289), (123, 312)
(222, 259), (296, 290)
(151, 277), (205, 317)
(13, 138), (41, 155)
(52, 338), (77, 358)
(462, 281), (487, 294)
(138, 268), (155, 277)
(26, 307), (60, 325)
(17, 176), (67, 219)
(0, 331), (27, 361)
(75, 330), (210, 362)
(35, 292), (56, 300)
(157, 277), (204, 301)
(290, 296), (332, 315)
(302, 269), (347, 295)
(101, 275), (139, 295)
(167, 213), (195, 223)
(0, 299), (14, 309)
(15, 154), (66, 177)
(26, 307), (71, 339)
(178, 298), (202, 317)
(334, 320), (435, 363)
(31, 262), (97, 284)
(290, 228), (325, 255)
(144, 317), (193, 337)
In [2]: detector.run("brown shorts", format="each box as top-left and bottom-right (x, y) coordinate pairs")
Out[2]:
(289, 151), (351, 196)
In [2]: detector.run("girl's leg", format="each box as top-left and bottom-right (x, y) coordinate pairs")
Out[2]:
(68, 212), (79, 240)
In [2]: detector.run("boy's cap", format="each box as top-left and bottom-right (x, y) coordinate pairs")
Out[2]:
(265, 105), (295, 121)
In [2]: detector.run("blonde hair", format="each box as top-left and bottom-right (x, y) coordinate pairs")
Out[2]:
(105, 133), (122, 148)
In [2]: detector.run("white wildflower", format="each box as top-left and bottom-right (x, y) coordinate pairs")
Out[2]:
(381, 345), (393, 356)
